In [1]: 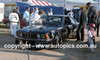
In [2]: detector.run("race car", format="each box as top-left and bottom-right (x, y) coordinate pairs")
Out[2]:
(15, 15), (79, 45)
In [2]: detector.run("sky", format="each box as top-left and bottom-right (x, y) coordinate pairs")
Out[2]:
(67, 0), (98, 3)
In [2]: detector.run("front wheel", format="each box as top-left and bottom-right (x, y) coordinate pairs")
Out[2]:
(54, 34), (63, 44)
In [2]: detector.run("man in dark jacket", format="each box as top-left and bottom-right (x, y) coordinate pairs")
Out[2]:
(76, 7), (86, 42)
(86, 2), (98, 28)
(97, 11), (100, 37)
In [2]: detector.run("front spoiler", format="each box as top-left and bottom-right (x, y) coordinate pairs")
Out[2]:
(15, 37), (55, 44)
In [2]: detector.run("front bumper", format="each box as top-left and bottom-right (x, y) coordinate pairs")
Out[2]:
(15, 37), (55, 44)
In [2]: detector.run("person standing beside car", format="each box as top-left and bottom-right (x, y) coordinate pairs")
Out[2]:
(16, 7), (20, 30)
(34, 7), (39, 15)
(86, 2), (98, 30)
(76, 7), (86, 42)
(23, 6), (30, 26)
(97, 11), (100, 37)
(29, 8), (35, 25)
(16, 7), (20, 18)
(31, 10), (44, 24)
(48, 8), (53, 15)
(9, 9), (19, 37)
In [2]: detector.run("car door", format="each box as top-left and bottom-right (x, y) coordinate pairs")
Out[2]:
(64, 16), (75, 30)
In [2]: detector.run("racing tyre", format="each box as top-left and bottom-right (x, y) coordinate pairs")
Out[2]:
(54, 34), (63, 44)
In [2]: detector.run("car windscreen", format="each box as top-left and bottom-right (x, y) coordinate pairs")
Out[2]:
(46, 16), (63, 26)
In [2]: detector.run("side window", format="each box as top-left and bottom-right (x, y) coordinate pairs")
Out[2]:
(64, 17), (71, 25)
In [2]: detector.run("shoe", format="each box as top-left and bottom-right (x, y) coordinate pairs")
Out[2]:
(81, 39), (84, 41)
(97, 35), (99, 37)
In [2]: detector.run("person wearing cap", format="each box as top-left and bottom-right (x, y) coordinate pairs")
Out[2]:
(88, 23), (96, 52)
(23, 6), (30, 26)
(48, 8), (53, 15)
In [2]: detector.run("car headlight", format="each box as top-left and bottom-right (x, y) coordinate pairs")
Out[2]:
(46, 33), (50, 40)
(46, 32), (54, 39)
(37, 34), (40, 39)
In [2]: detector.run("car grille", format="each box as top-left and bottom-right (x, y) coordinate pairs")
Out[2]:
(17, 33), (46, 39)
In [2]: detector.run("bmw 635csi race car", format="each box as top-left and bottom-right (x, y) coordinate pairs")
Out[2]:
(15, 15), (79, 45)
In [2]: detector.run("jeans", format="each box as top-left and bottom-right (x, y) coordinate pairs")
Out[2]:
(10, 23), (18, 38)
(24, 19), (29, 26)
(88, 36), (95, 51)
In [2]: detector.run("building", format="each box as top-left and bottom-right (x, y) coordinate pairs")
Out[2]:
(0, 0), (28, 17)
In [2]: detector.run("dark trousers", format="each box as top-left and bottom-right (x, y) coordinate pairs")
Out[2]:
(77, 25), (85, 41)
(97, 23), (100, 36)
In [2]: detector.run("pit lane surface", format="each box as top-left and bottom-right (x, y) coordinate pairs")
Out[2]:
(0, 24), (100, 60)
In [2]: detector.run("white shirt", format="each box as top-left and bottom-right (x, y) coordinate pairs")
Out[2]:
(48, 12), (53, 15)
(30, 13), (41, 24)
(9, 13), (19, 23)
(29, 13), (35, 22)
(88, 30), (95, 37)
(35, 10), (39, 15)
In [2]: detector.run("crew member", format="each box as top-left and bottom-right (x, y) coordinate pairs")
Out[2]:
(76, 7), (86, 42)
(34, 7), (39, 15)
(48, 8), (53, 15)
(97, 11), (100, 37)
(9, 9), (19, 37)
(23, 6), (30, 26)
(16, 7), (20, 29)
(86, 2), (98, 30)
(31, 10), (44, 24)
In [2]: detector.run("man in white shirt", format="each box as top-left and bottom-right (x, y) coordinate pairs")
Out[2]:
(9, 9), (19, 37)
(30, 10), (44, 25)
(48, 8), (53, 15)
